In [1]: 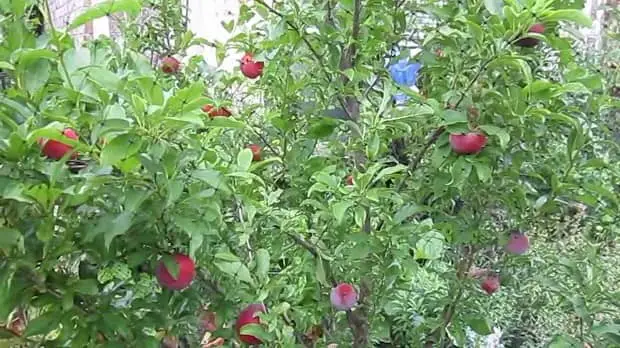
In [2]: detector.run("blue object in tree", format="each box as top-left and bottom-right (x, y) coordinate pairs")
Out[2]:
(389, 59), (422, 104)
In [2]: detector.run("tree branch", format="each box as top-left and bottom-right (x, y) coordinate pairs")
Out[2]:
(253, 0), (356, 122)
(426, 246), (478, 347)
(395, 126), (446, 191)
(395, 56), (495, 191)
(338, 0), (363, 121)
(286, 232), (320, 259)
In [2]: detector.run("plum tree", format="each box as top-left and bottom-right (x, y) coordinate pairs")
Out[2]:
(0, 0), (616, 347)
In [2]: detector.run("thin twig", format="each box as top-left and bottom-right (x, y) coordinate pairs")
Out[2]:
(286, 232), (319, 258)
(281, 314), (314, 347)
(248, 125), (281, 157)
(395, 126), (446, 191)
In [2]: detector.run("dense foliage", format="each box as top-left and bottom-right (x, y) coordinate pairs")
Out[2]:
(0, 0), (619, 347)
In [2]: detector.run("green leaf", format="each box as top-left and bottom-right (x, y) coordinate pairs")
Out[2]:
(591, 323), (620, 337)
(214, 252), (241, 262)
(239, 323), (273, 342)
(102, 211), (134, 249)
(0, 227), (22, 248)
(73, 279), (99, 295)
(465, 316), (492, 335)
(208, 117), (245, 128)
(227, 171), (266, 187)
(69, 0), (142, 30)
(214, 261), (254, 285)
(544, 9), (592, 27)
(62, 48), (91, 74)
(255, 249), (270, 279)
(0, 61), (14, 70)
(166, 179), (184, 207)
(548, 334), (581, 348)
(308, 118), (338, 139)
(332, 201), (353, 225)
(483, 0), (504, 15)
(24, 311), (59, 337)
(189, 230), (203, 258)
(478, 125), (510, 148)
(100, 133), (143, 166)
(23, 59), (50, 94)
(415, 231), (444, 260)
(87, 67), (121, 90)
(393, 204), (427, 225)
(441, 110), (468, 125)
(237, 148), (253, 171)
(162, 254), (180, 279)
(192, 169), (224, 189)
(366, 132), (380, 160)
(315, 257), (328, 286)
(474, 162), (492, 183)
(371, 164), (407, 185)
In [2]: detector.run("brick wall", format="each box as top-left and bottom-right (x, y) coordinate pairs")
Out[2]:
(48, 0), (92, 42)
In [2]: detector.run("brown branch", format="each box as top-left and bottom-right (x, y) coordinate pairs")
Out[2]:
(286, 232), (319, 258)
(338, 0), (363, 121)
(281, 314), (314, 347)
(248, 124), (281, 157)
(426, 246), (478, 347)
(395, 126), (446, 191)
(346, 277), (371, 347)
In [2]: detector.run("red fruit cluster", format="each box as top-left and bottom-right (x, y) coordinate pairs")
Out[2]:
(161, 56), (181, 74)
(515, 23), (545, 48)
(202, 104), (232, 118)
(155, 254), (196, 290)
(40, 128), (79, 160)
(248, 144), (262, 162)
(235, 303), (267, 345)
(449, 132), (488, 154)
(330, 283), (358, 311)
(240, 53), (264, 79)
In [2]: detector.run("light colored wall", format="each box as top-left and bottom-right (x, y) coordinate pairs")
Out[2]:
(48, 0), (90, 40)
(53, 0), (606, 61)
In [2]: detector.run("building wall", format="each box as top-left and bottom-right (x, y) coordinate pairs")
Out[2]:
(48, 0), (91, 41)
(186, 0), (259, 71)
